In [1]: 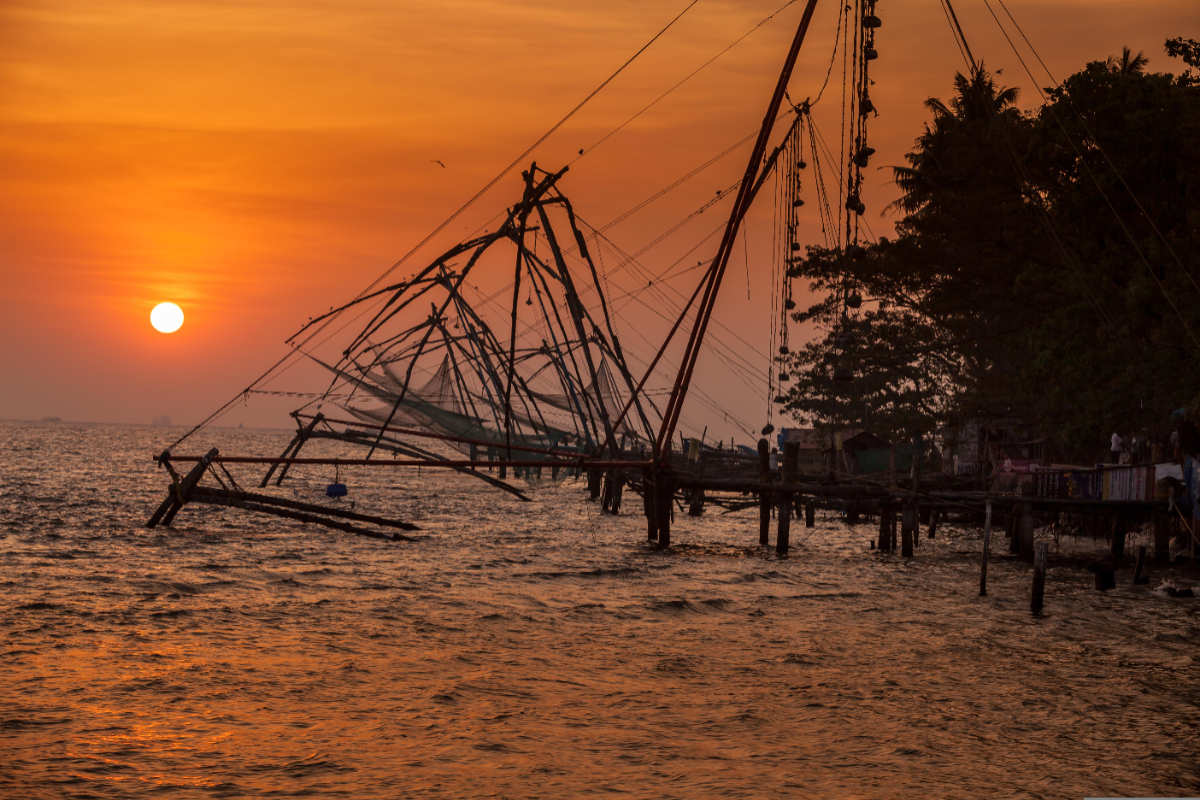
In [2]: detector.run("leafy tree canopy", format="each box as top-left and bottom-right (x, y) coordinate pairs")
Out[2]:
(780, 42), (1200, 461)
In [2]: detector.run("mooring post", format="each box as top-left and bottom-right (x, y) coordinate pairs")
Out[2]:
(1111, 515), (1127, 561)
(643, 467), (657, 542)
(980, 500), (992, 597)
(805, 503), (815, 529)
(611, 472), (624, 515)
(901, 503), (915, 558)
(1020, 501), (1035, 562)
(1031, 541), (1048, 614)
(889, 505), (898, 552)
(601, 470), (614, 512)
(928, 508), (940, 539)
(588, 467), (601, 501)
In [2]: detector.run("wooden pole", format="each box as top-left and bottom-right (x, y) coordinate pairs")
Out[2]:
(1132, 545), (1150, 584)
(1111, 515), (1127, 561)
(1020, 501), (1035, 562)
(643, 467), (658, 542)
(611, 472), (624, 515)
(878, 505), (890, 552)
(980, 499), (992, 597)
(805, 504), (815, 529)
(777, 442), (800, 556)
(928, 508), (940, 539)
(758, 438), (771, 546)
(1031, 541), (1048, 614)
(148, 448), (218, 528)
(901, 503), (914, 558)
(655, 473), (672, 548)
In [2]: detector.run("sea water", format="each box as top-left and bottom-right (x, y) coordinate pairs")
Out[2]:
(1, 420), (1198, 798)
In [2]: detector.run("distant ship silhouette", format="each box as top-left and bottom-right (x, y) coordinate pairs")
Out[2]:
(152, 415), (172, 426)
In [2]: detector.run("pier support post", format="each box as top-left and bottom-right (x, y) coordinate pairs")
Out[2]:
(1133, 545), (1150, 584)
(777, 441), (799, 556)
(654, 473), (672, 549)
(1031, 541), (1048, 614)
(588, 467), (601, 501)
(901, 503), (915, 558)
(642, 468), (657, 542)
(601, 470), (614, 512)
(1019, 502), (1035, 562)
(980, 500), (992, 597)
(1007, 507), (1020, 554)
(611, 473), (624, 515)
(805, 504), (815, 529)
(889, 506), (898, 552)
(758, 438), (771, 546)
(1111, 515), (1127, 561)
(878, 505), (891, 552)
(928, 509), (940, 539)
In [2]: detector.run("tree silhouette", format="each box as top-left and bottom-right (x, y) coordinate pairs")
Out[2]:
(1105, 46), (1149, 75)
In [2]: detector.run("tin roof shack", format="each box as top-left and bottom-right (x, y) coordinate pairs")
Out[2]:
(822, 430), (913, 477)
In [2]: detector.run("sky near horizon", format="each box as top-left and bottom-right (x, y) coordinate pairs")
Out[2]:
(2, 0), (1196, 442)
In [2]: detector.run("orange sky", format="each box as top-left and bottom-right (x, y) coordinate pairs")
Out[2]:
(2, 0), (1196, 442)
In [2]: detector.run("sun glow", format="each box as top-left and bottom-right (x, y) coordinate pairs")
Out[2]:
(150, 302), (184, 333)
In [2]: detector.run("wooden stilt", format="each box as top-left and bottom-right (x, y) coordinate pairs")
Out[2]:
(928, 508), (940, 539)
(901, 503), (914, 558)
(980, 500), (992, 597)
(611, 472), (624, 515)
(878, 506), (890, 552)
(777, 492), (792, 555)
(758, 438), (771, 546)
(1111, 515), (1127, 561)
(601, 470), (614, 512)
(1133, 545), (1150, 584)
(655, 473), (672, 549)
(643, 468), (658, 542)
(805, 503), (815, 528)
(1019, 502), (1035, 561)
(1031, 541), (1048, 614)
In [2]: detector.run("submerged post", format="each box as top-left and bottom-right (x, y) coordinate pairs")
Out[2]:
(777, 442), (799, 556)
(758, 438), (771, 546)
(878, 505), (891, 552)
(980, 499), (992, 597)
(655, 472), (672, 548)
(1133, 545), (1150, 584)
(1031, 541), (1048, 614)
(643, 467), (658, 542)
(1020, 501), (1035, 562)
(1111, 515), (1127, 561)
(901, 503), (914, 558)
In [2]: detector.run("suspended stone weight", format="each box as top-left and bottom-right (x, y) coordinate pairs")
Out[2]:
(865, 47), (879, 60)
(784, 298), (796, 310)
(778, 345), (790, 355)
(860, 96), (875, 115)
(854, 146), (876, 168)
(863, 15), (882, 28)
(847, 292), (863, 309)
(793, 198), (805, 208)
(778, 371), (791, 381)
(773, 395), (789, 404)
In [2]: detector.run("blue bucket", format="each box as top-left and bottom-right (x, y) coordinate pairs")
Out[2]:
(326, 482), (348, 497)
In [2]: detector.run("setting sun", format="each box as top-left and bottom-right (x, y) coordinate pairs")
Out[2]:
(150, 302), (184, 333)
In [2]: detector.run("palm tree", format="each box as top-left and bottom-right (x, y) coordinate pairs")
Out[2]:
(1105, 46), (1149, 75)
(890, 64), (1021, 214)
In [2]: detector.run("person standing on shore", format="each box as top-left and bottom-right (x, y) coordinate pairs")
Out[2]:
(1110, 431), (1124, 464)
